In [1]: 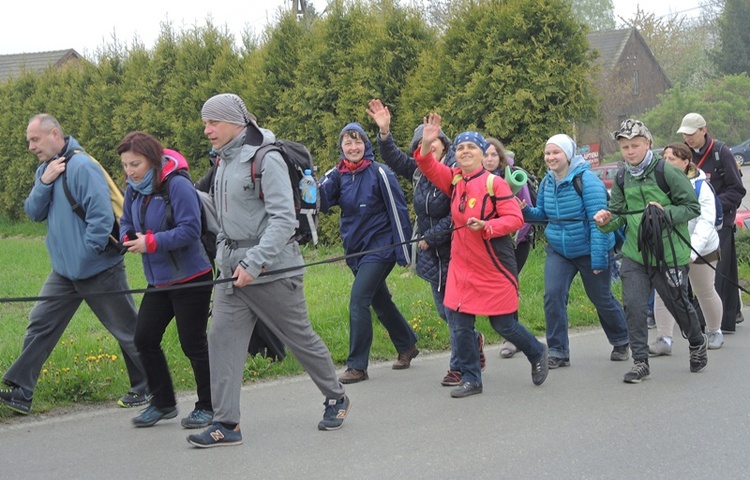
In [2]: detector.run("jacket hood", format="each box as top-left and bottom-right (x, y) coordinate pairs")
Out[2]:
(339, 122), (374, 161)
(160, 148), (189, 182)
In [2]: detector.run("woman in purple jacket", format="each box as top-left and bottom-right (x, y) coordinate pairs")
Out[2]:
(118, 131), (214, 430)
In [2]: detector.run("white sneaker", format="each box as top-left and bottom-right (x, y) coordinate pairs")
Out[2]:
(707, 330), (724, 350)
(648, 336), (672, 356)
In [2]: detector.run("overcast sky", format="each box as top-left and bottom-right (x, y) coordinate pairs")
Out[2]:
(2, 0), (707, 56)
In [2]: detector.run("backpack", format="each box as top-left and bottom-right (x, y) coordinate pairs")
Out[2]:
(62, 150), (125, 254)
(250, 140), (319, 246)
(160, 169), (217, 262)
(614, 157), (671, 198)
(515, 166), (539, 207)
(694, 178), (724, 229)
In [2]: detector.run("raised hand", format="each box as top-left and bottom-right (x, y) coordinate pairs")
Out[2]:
(366, 99), (391, 134)
(420, 113), (442, 157)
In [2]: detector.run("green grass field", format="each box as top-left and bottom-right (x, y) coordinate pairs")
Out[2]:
(0, 221), (746, 419)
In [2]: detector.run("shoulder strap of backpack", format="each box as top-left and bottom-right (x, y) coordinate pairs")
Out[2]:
(572, 172), (584, 197)
(712, 140), (726, 177)
(654, 157), (670, 197)
(161, 169), (193, 229)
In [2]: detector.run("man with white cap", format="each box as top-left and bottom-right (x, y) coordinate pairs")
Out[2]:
(186, 93), (349, 448)
(678, 113), (746, 332)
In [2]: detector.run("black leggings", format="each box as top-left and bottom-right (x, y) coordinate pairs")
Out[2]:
(134, 271), (213, 410)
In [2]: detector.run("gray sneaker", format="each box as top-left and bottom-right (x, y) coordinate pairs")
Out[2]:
(689, 334), (708, 373)
(623, 361), (651, 383)
(648, 337), (672, 356)
(707, 330), (724, 350)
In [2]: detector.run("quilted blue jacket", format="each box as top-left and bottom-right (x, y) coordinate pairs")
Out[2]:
(523, 156), (614, 271)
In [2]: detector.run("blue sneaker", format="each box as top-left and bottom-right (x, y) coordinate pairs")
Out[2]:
(181, 409), (214, 429)
(317, 394), (351, 431)
(187, 423), (243, 448)
(132, 405), (178, 427)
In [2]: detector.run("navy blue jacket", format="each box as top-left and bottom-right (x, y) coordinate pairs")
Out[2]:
(377, 132), (454, 290)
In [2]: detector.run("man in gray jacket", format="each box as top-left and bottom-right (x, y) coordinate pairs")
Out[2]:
(187, 94), (350, 448)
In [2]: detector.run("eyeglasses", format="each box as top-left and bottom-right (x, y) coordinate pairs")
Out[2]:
(458, 192), (467, 213)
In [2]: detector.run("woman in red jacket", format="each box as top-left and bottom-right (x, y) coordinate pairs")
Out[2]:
(414, 114), (549, 398)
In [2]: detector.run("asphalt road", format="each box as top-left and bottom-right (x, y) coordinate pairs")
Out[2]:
(1, 308), (748, 480)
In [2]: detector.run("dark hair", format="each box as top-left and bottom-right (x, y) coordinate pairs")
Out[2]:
(340, 130), (365, 143)
(117, 131), (164, 190)
(664, 142), (694, 175)
(485, 137), (509, 170)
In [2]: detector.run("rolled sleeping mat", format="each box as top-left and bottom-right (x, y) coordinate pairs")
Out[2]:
(504, 165), (527, 195)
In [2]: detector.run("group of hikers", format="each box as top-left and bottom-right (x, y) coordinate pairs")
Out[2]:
(0, 93), (745, 448)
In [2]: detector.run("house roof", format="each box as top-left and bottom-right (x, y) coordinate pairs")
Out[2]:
(0, 49), (84, 82)
(587, 28), (632, 72)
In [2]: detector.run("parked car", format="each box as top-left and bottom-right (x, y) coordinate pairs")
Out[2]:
(590, 163), (620, 192)
(736, 210), (750, 231)
(730, 139), (750, 166)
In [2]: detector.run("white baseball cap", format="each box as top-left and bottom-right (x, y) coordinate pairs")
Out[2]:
(677, 113), (706, 135)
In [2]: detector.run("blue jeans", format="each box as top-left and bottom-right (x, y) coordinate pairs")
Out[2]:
(448, 309), (544, 385)
(430, 282), (458, 372)
(347, 262), (417, 370)
(543, 246), (629, 360)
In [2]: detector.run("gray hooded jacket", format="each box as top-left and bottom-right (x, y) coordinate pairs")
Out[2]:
(210, 123), (304, 286)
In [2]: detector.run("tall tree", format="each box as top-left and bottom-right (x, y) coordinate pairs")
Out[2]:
(399, 0), (597, 174)
(713, 0), (750, 75)
(567, 0), (615, 31)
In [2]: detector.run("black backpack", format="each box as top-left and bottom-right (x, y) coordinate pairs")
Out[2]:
(160, 169), (217, 262)
(250, 140), (319, 246)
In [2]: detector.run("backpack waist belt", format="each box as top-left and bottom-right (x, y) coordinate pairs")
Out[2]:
(225, 238), (258, 250)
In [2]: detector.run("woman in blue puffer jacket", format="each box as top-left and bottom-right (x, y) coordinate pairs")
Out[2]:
(522, 134), (629, 369)
(118, 131), (214, 430)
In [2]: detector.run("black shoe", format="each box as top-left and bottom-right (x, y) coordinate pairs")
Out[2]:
(450, 382), (483, 398)
(547, 356), (570, 369)
(737, 311), (745, 324)
(0, 386), (32, 414)
(318, 394), (351, 430)
(610, 345), (630, 361)
(532, 345), (549, 385)
(689, 334), (708, 373)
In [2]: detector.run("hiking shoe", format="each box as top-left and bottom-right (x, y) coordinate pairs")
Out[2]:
(118, 391), (152, 408)
(531, 345), (549, 386)
(132, 405), (178, 428)
(0, 386), (32, 415)
(318, 394), (351, 431)
(339, 368), (368, 384)
(392, 345), (419, 370)
(181, 409), (214, 429)
(441, 370), (462, 387)
(649, 337), (672, 357)
(478, 332), (486, 371)
(547, 356), (570, 369)
(689, 334), (708, 373)
(187, 423), (243, 448)
(707, 330), (724, 350)
(610, 344), (630, 361)
(623, 361), (651, 383)
(499, 340), (518, 359)
(450, 382), (483, 398)
(647, 312), (656, 329)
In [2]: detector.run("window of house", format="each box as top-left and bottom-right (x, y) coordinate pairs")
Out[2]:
(633, 70), (639, 95)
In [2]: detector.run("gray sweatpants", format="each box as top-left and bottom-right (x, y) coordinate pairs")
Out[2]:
(3, 262), (148, 395)
(209, 275), (344, 425)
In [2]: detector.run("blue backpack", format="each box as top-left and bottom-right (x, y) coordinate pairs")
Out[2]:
(694, 179), (724, 229)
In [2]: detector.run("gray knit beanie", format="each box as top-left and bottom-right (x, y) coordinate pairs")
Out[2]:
(201, 93), (251, 125)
